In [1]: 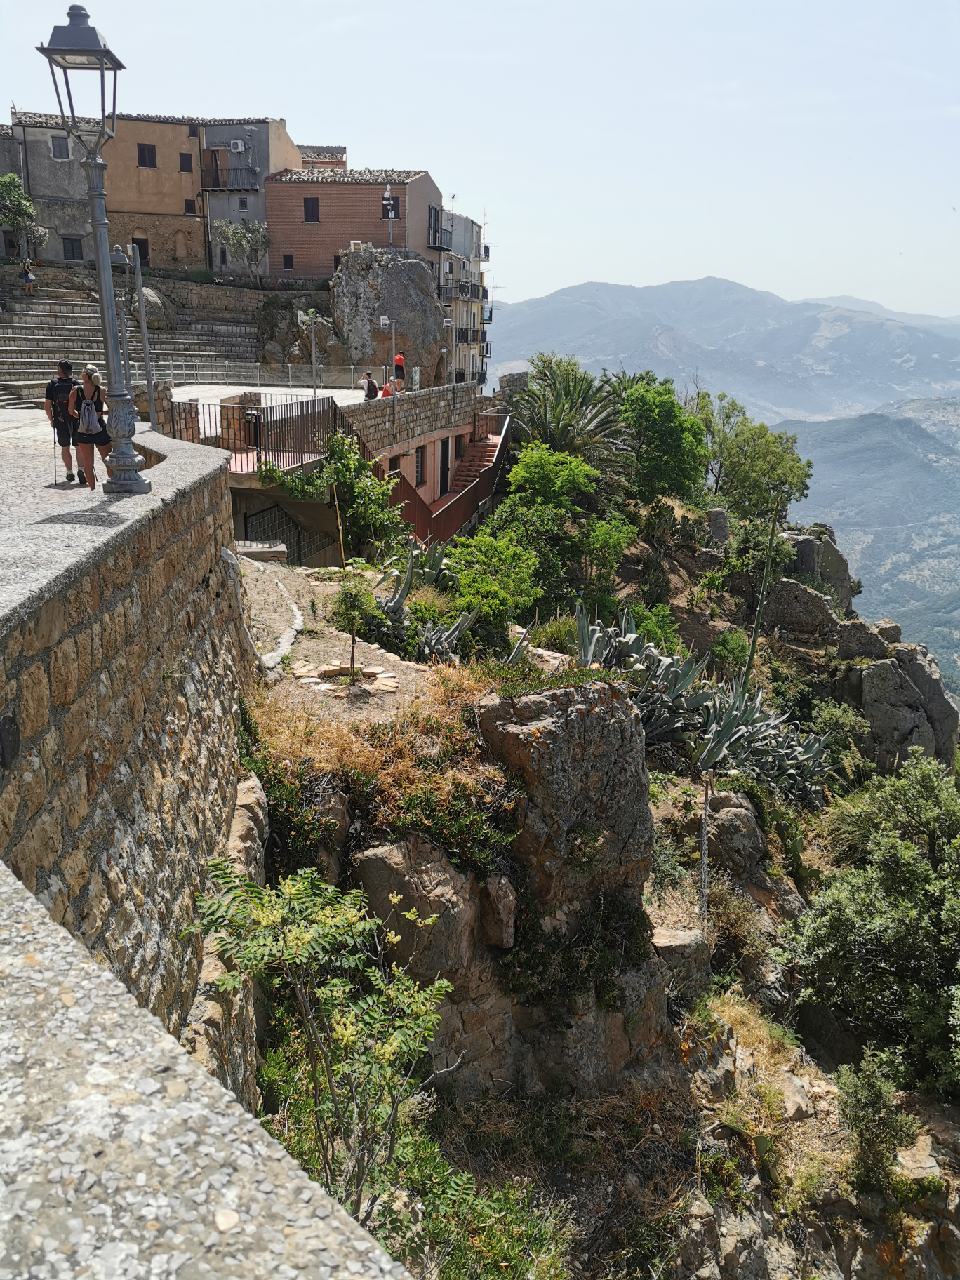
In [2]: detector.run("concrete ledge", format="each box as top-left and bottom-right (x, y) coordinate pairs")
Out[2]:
(0, 862), (410, 1279)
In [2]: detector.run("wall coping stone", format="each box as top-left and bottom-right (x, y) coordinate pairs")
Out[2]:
(0, 861), (410, 1278)
(0, 429), (228, 643)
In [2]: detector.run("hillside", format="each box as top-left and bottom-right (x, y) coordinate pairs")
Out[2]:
(492, 278), (960, 420)
(785, 398), (960, 689)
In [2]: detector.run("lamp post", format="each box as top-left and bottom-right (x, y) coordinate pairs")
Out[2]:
(38, 5), (150, 495)
(379, 314), (396, 383)
(382, 183), (395, 247)
(112, 241), (158, 427)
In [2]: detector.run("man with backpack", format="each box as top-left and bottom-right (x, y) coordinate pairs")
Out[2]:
(44, 360), (83, 485)
(357, 371), (380, 400)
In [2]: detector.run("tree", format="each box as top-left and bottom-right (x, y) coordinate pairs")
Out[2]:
(510, 353), (627, 471)
(504, 441), (599, 514)
(260, 433), (406, 562)
(619, 376), (708, 503)
(195, 862), (451, 1226)
(446, 529), (540, 647)
(212, 218), (270, 285)
(0, 174), (46, 257)
(838, 1047), (920, 1191)
(702, 397), (812, 519)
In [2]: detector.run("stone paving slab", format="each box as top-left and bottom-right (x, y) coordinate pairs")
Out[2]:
(0, 862), (409, 1279)
(0, 425), (227, 636)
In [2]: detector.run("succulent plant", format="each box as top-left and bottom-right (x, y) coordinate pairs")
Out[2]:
(416, 610), (479, 662)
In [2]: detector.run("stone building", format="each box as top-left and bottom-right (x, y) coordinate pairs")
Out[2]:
(4, 112), (95, 263)
(100, 114), (207, 269)
(202, 118), (304, 272)
(264, 168), (444, 282)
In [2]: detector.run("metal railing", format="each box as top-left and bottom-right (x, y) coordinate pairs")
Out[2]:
(428, 228), (453, 250)
(128, 359), (386, 390)
(166, 393), (353, 474)
(202, 166), (259, 190)
(482, 244), (490, 261)
(387, 413), (511, 544)
(455, 327), (470, 344)
(482, 306), (493, 324)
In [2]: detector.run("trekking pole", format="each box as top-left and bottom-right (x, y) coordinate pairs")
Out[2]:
(53, 432), (57, 487)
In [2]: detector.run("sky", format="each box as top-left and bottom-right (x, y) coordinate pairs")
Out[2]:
(7, 0), (960, 312)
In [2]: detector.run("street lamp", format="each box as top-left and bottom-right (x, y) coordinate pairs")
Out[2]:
(382, 183), (396, 247)
(379, 314), (396, 384)
(38, 5), (150, 495)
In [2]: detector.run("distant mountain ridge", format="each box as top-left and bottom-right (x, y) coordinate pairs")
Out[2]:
(784, 397), (960, 688)
(492, 277), (960, 420)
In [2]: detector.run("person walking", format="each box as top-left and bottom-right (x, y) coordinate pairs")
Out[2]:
(68, 365), (112, 491)
(20, 258), (36, 297)
(44, 360), (81, 484)
(393, 350), (406, 389)
(357, 371), (379, 400)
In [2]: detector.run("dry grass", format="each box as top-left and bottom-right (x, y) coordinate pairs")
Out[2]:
(251, 664), (512, 839)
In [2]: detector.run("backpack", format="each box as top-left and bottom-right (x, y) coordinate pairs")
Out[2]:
(366, 378), (379, 399)
(51, 378), (75, 425)
(78, 393), (101, 435)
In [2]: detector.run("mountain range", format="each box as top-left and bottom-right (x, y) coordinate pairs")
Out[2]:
(785, 398), (960, 689)
(491, 278), (960, 421)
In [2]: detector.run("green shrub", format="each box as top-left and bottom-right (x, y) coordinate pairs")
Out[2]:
(528, 614), (579, 655)
(329, 577), (391, 648)
(837, 1047), (920, 1191)
(447, 530), (541, 652)
(789, 754), (960, 1095)
(391, 784), (516, 875)
(630, 602), (682, 653)
(708, 627), (751, 680)
(810, 699), (875, 794)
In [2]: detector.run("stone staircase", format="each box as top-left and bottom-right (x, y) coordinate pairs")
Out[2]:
(0, 284), (261, 405)
(448, 434), (501, 496)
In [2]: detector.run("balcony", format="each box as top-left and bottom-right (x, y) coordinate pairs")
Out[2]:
(481, 285), (489, 301)
(202, 166), (259, 191)
(482, 244), (490, 261)
(482, 305), (493, 324)
(481, 341), (492, 358)
(455, 327), (470, 344)
(428, 226), (453, 250)
(469, 328), (481, 344)
(439, 283), (456, 303)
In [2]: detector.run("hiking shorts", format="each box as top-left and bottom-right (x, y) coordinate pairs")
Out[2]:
(54, 422), (73, 448)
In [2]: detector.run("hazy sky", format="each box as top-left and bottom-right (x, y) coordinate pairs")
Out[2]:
(8, 1), (959, 312)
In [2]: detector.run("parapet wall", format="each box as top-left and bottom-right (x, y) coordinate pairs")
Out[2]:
(343, 380), (480, 454)
(0, 430), (408, 1276)
(0, 436), (244, 1038)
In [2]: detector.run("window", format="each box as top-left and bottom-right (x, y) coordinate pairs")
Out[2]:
(238, 196), (248, 211)
(137, 143), (157, 168)
(303, 196), (320, 223)
(455, 435), (465, 460)
(62, 235), (83, 261)
(415, 446), (426, 487)
(51, 135), (70, 160)
(381, 194), (400, 220)
(184, 198), (197, 215)
(388, 455), (401, 473)
(188, 123), (199, 138)
(179, 152), (193, 173)
(219, 246), (228, 267)
(282, 253), (294, 272)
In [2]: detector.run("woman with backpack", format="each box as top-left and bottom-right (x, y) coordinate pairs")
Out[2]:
(68, 365), (112, 491)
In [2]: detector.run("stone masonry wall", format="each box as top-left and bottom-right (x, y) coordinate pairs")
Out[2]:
(343, 381), (480, 455)
(0, 441), (246, 1039)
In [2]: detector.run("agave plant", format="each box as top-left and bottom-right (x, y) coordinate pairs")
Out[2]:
(416, 610), (479, 663)
(378, 540), (457, 597)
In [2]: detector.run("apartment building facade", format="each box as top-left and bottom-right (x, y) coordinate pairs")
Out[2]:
(264, 168), (443, 280)
(3, 113), (95, 263)
(440, 211), (492, 386)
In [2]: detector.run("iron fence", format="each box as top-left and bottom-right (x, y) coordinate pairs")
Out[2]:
(167, 393), (353, 474)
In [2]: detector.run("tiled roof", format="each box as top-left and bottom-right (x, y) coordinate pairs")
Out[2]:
(268, 167), (426, 184)
(11, 110), (274, 129)
(298, 145), (347, 160)
(0, 125), (12, 138)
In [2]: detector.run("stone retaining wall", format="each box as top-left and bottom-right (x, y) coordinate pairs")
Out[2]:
(342, 381), (480, 454)
(0, 435), (246, 1043)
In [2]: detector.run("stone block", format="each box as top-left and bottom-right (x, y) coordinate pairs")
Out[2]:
(49, 636), (78, 706)
(18, 662), (50, 741)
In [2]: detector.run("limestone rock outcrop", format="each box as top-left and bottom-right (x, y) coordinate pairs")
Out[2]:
(353, 684), (679, 1097)
(331, 248), (445, 384)
(840, 642), (959, 770)
(784, 525), (856, 614)
(764, 578), (840, 642)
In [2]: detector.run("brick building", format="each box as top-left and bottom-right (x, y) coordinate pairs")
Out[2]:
(264, 168), (444, 281)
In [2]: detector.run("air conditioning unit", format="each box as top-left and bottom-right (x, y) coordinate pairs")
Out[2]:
(230, 139), (245, 153)
(349, 240), (363, 251)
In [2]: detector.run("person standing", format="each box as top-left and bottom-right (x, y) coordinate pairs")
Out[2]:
(45, 360), (82, 485)
(68, 365), (112, 491)
(393, 350), (406, 389)
(20, 258), (36, 296)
